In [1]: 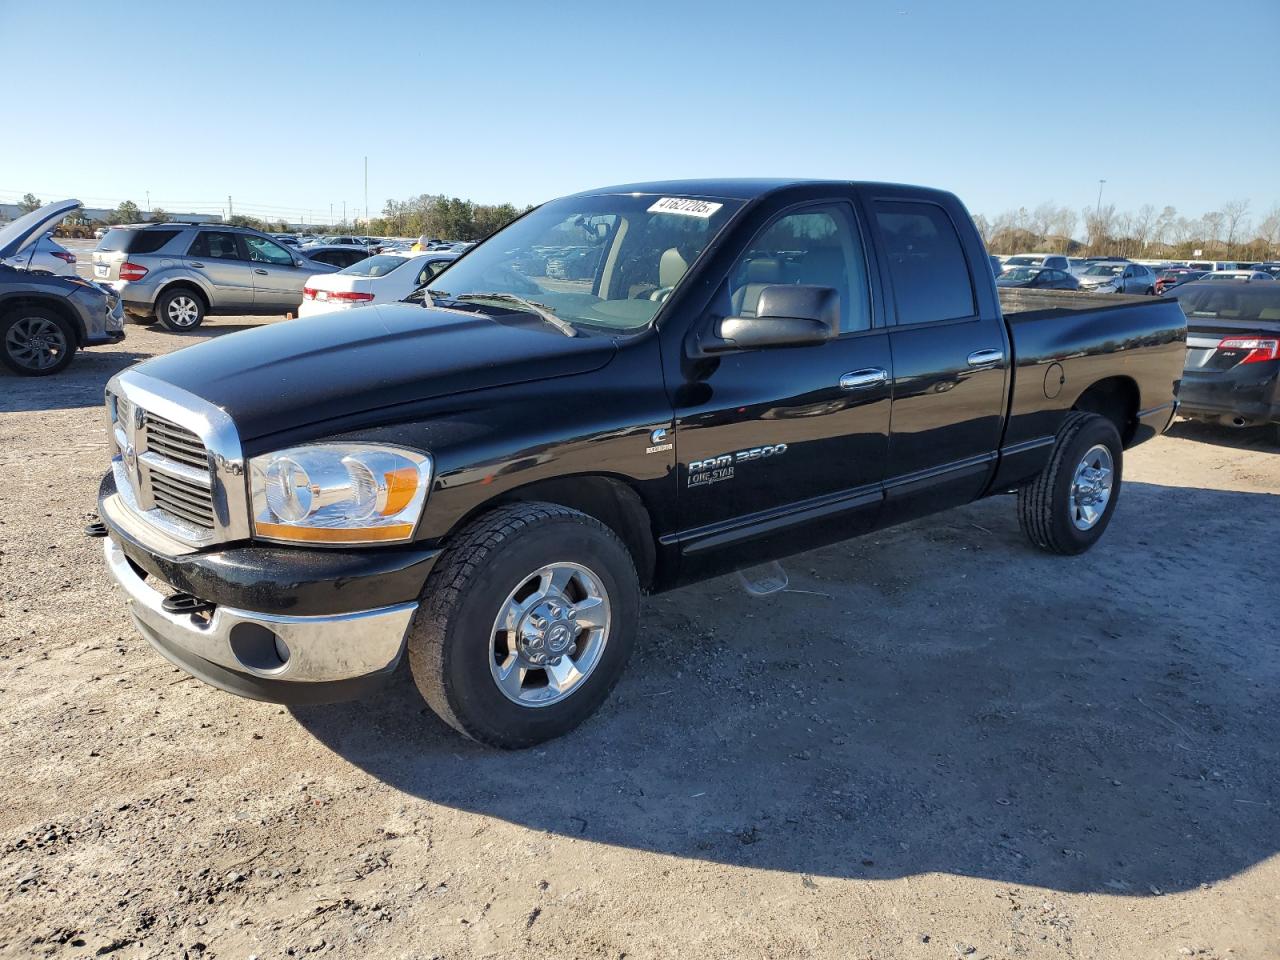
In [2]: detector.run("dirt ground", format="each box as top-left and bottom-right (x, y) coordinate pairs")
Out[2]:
(1, 319), (1277, 960)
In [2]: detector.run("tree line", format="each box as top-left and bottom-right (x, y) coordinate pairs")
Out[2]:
(977, 200), (1280, 260)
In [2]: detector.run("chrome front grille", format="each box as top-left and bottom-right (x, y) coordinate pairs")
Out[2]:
(105, 370), (251, 548)
(144, 413), (210, 470)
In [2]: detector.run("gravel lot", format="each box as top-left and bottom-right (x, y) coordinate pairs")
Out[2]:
(1, 317), (1277, 960)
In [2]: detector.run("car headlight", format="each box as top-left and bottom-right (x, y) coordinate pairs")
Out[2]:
(249, 444), (433, 545)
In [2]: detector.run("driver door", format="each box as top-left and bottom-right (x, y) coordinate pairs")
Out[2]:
(244, 234), (311, 311)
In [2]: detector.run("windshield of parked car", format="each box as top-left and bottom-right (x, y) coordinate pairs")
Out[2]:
(339, 254), (411, 278)
(1000, 267), (1042, 282)
(1084, 264), (1124, 277)
(1005, 256), (1044, 266)
(424, 194), (744, 332)
(1175, 285), (1280, 321)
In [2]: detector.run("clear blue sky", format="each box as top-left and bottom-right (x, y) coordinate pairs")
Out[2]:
(2, 0), (1277, 226)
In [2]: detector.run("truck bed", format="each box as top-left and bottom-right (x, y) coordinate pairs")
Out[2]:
(998, 287), (1158, 322)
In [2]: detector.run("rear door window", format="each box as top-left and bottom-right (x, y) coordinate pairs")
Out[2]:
(188, 231), (245, 260)
(873, 200), (976, 324)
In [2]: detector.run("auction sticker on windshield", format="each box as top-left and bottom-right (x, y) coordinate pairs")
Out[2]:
(648, 197), (724, 218)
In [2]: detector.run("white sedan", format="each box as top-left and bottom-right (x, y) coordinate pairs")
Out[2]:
(298, 251), (460, 317)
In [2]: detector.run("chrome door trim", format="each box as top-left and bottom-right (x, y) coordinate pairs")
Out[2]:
(839, 367), (889, 390)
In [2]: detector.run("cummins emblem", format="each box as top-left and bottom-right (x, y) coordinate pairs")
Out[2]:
(646, 427), (673, 455)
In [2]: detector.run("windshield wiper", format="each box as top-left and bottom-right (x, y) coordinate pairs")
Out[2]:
(454, 293), (578, 338)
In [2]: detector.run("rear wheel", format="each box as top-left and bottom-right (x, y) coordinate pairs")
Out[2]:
(1018, 412), (1123, 555)
(1, 308), (77, 376)
(408, 502), (640, 748)
(157, 287), (205, 331)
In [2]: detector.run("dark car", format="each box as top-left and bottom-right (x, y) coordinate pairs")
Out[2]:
(996, 265), (1081, 290)
(92, 178), (1185, 748)
(1155, 268), (1207, 295)
(1173, 281), (1280, 442)
(0, 199), (124, 375)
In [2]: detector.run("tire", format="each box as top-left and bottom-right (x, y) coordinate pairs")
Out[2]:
(408, 502), (640, 748)
(1, 307), (77, 376)
(1017, 412), (1123, 555)
(156, 287), (205, 331)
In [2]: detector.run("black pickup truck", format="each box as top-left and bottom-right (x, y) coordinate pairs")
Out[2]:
(94, 179), (1186, 747)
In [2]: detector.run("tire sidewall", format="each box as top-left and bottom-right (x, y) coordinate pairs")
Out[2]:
(1049, 417), (1123, 552)
(433, 517), (639, 745)
(1, 308), (77, 376)
(157, 288), (205, 331)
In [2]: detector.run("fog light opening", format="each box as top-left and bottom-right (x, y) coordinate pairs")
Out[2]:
(228, 622), (290, 674)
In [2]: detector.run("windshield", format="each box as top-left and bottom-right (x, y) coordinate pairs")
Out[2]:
(1084, 264), (1124, 277)
(425, 193), (744, 331)
(1005, 256), (1044, 266)
(1000, 267), (1042, 282)
(339, 254), (411, 278)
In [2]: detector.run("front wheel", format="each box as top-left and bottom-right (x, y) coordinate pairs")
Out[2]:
(156, 288), (205, 331)
(408, 502), (640, 748)
(1, 308), (77, 375)
(1017, 412), (1123, 555)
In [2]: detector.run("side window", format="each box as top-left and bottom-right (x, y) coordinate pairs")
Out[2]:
(244, 235), (295, 265)
(188, 231), (243, 260)
(873, 200), (976, 324)
(416, 259), (447, 287)
(728, 203), (870, 333)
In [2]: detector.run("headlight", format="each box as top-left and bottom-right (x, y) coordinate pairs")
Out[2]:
(249, 443), (433, 545)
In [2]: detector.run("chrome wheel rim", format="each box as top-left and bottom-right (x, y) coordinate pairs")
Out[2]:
(6, 316), (67, 370)
(166, 295), (200, 327)
(1068, 444), (1114, 530)
(489, 562), (611, 708)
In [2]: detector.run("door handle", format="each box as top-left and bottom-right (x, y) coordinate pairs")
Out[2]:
(189, 261), (205, 268)
(967, 349), (1003, 367)
(253, 268), (268, 276)
(839, 368), (888, 390)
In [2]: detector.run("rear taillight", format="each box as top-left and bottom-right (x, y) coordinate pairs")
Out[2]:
(52, 251), (76, 264)
(1218, 337), (1280, 364)
(302, 286), (317, 299)
(328, 291), (375, 302)
(119, 261), (148, 281)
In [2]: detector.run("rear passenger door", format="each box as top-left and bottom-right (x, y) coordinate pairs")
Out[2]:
(184, 230), (255, 309)
(864, 192), (1010, 522)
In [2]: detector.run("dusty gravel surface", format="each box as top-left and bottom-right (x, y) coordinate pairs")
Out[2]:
(1, 319), (1277, 960)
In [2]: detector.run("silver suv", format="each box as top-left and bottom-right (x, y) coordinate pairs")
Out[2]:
(92, 223), (340, 330)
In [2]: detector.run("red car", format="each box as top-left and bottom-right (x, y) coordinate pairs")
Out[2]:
(1155, 269), (1207, 295)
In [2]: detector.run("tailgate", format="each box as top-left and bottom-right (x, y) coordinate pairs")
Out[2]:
(91, 247), (128, 281)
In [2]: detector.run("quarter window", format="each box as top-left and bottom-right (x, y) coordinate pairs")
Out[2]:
(729, 204), (871, 333)
(873, 200), (976, 324)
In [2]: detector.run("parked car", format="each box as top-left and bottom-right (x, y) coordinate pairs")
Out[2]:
(300, 244), (375, 269)
(1003, 253), (1071, 271)
(1198, 270), (1274, 283)
(1185, 260), (1241, 272)
(92, 178), (1185, 748)
(297, 251), (459, 317)
(0, 200), (124, 375)
(93, 226), (109, 240)
(1173, 281), (1280, 442)
(1077, 261), (1157, 294)
(91, 223), (341, 330)
(1155, 268), (1207, 295)
(996, 266), (1081, 290)
(1, 232), (77, 276)
(1254, 261), (1280, 278)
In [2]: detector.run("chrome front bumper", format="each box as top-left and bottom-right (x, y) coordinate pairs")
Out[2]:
(103, 536), (417, 696)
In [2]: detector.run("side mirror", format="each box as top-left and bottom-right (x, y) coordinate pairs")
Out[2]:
(706, 285), (838, 353)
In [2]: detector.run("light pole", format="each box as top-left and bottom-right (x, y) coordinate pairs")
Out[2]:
(1095, 179), (1106, 216)
(363, 156), (368, 232)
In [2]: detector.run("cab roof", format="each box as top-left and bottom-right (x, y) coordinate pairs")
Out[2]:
(570, 178), (956, 203)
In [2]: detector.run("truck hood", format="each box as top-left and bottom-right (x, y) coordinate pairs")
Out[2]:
(133, 302), (617, 441)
